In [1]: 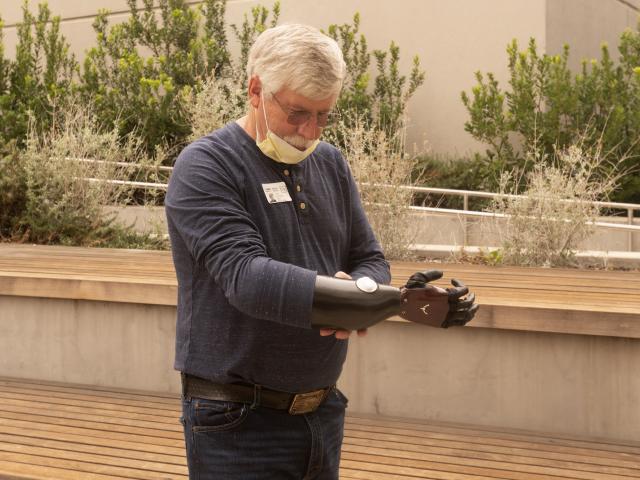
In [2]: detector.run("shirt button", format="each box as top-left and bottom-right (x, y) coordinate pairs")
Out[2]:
(299, 202), (306, 210)
(296, 185), (301, 192)
(283, 169), (290, 176)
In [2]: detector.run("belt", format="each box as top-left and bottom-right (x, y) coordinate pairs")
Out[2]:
(181, 374), (333, 415)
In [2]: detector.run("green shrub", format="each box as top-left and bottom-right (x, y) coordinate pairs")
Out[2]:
(413, 153), (497, 210)
(0, 1), (426, 251)
(81, 0), (279, 157)
(462, 24), (640, 203)
(2, 102), (167, 249)
(0, 142), (27, 240)
(324, 14), (425, 151)
(0, 2), (77, 147)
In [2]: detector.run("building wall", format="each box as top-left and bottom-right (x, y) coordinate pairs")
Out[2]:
(546, 0), (639, 68)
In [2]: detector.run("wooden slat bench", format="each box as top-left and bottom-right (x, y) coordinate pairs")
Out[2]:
(0, 243), (639, 337)
(1, 377), (639, 480)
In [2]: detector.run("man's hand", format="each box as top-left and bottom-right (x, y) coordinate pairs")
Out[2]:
(401, 270), (479, 328)
(319, 271), (368, 339)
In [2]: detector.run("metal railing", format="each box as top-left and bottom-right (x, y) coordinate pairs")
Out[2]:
(76, 158), (640, 251)
(395, 185), (640, 251)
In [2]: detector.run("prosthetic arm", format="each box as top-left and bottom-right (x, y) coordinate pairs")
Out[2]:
(311, 270), (478, 331)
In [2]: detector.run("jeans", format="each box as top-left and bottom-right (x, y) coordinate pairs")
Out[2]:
(180, 387), (348, 479)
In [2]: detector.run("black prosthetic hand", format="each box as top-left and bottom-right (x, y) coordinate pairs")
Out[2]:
(310, 270), (479, 331)
(310, 275), (401, 331)
(400, 270), (479, 328)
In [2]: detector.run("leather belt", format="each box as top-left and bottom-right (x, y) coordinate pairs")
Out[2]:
(181, 374), (333, 415)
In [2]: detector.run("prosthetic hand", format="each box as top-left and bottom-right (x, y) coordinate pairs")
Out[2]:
(401, 271), (479, 328)
(310, 270), (478, 331)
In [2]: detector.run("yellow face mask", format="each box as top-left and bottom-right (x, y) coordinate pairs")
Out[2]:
(255, 92), (320, 165)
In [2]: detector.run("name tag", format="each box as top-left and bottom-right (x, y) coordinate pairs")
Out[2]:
(262, 182), (292, 204)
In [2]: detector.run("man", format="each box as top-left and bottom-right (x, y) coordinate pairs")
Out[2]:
(165, 23), (476, 479)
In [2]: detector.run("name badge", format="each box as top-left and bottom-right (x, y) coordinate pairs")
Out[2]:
(262, 182), (292, 204)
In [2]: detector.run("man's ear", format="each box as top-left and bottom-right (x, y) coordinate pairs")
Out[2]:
(248, 75), (262, 109)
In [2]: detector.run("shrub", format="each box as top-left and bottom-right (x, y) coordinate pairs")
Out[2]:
(0, 2), (77, 147)
(2, 101), (167, 249)
(81, 0), (279, 157)
(413, 153), (498, 210)
(1, 1), (426, 252)
(0, 142), (27, 240)
(184, 75), (246, 142)
(325, 115), (422, 260)
(324, 13), (425, 151)
(462, 25), (640, 203)
(490, 141), (622, 267)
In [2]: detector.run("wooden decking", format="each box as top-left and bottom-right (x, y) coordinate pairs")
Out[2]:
(1, 243), (639, 337)
(1, 377), (639, 480)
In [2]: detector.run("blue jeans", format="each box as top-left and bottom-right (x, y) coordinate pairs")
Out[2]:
(180, 387), (348, 479)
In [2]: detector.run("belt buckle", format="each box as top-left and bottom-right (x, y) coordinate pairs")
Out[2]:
(288, 388), (327, 415)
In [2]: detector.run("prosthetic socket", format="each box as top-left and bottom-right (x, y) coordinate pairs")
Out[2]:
(310, 271), (478, 331)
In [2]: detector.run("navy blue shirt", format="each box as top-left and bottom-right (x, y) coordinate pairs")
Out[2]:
(165, 121), (390, 392)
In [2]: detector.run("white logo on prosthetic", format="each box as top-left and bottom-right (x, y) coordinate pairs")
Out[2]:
(419, 304), (430, 316)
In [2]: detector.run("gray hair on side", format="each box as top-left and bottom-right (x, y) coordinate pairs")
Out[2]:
(246, 23), (346, 100)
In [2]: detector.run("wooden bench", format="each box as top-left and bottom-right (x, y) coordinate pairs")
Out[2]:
(1, 376), (639, 480)
(1, 243), (639, 337)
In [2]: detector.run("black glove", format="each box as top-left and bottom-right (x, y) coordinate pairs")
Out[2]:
(403, 270), (479, 328)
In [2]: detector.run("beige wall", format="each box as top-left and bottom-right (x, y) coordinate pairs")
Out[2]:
(2, 294), (640, 442)
(0, 0), (636, 152)
(547, 0), (640, 69)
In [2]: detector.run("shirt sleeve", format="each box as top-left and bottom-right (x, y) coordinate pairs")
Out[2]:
(341, 156), (392, 285)
(164, 144), (317, 329)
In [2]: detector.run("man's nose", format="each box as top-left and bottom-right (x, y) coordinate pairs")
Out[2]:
(297, 115), (322, 140)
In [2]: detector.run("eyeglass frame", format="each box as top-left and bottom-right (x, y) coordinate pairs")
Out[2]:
(270, 93), (339, 127)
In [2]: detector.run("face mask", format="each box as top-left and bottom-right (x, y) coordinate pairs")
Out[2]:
(255, 91), (320, 165)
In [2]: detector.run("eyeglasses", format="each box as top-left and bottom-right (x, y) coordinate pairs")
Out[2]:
(271, 94), (339, 127)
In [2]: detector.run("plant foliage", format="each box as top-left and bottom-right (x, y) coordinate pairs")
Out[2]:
(462, 26), (640, 203)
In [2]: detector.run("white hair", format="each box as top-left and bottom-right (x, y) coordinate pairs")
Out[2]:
(246, 23), (346, 100)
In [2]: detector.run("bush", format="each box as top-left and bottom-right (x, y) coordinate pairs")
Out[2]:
(324, 13), (425, 151)
(0, 2), (77, 147)
(325, 115), (423, 260)
(413, 153), (498, 210)
(490, 140), (622, 267)
(80, 0), (284, 158)
(0, 1), (426, 252)
(1, 102), (168, 249)
(462, 25), (640, 203)
(0, 142), (27, 240)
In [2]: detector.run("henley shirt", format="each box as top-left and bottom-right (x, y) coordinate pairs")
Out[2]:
(165, 121), (391, 392)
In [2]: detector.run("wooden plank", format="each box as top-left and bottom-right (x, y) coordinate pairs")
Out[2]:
(346, 414), (640, 455)
(0, 459), (130, 480)
(0, 450), (187, 480)
(0, 378), (639, 480)
(0, 376), (179, 403)
(341, 450), (611, 480)
(344, 429), (638, 471)
(0, 440), (188, 476)
(0, 424), (185, 458)
(341, 439), (640, 478)
(1, 243), (640, 337)
(0, 411), (184, 445)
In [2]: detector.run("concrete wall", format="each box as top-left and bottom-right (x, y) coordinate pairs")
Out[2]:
(2, 293), (640, 442)
(546, 0), (640, 68)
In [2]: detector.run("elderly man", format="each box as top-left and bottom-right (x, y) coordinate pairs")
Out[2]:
(165, 23), (476, 480)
